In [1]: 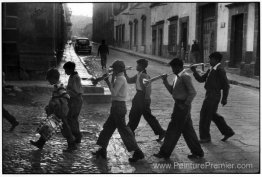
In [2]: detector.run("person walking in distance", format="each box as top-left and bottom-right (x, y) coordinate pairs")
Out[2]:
(92, 60), (145, 163)
(154, 58), (204, 159)
(97, 40), (109, 69)
(124, 59), (166, 141)
(190, 52), (235, 143)
(190, 40), (200, 63)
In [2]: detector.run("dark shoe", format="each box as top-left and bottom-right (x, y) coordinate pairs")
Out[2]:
(153, 152), (170, 159)
(221, 132), (235, 142)
(92, 148), (107, 159)
(30, 140), (44, 149)
(156, 131), (166, 142)
(63, 143), (77, 153)
(187, 154), (204, 159)
(9, 121), (19, 131)
(128, 150), (144, 162)
(199, 139), (211, 143)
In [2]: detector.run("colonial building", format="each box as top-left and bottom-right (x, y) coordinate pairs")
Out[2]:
(94, 2), (259, 77)
(114, 3), (151, 54)
(2, 3), (71, 80)
(150, 3), (197, 61)
(196, 2), (259, 76)
(225, 3), (259, 76)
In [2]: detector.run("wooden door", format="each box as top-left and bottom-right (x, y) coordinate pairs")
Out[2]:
(203, 19), (216, 63)
(152, 29), (157, 55)
(158, 28), (163, 56)
(129, 24), (133, 49)
(201, 3), (216, 63)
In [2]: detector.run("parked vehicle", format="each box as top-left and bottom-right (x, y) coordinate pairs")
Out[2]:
(74, 37), (92, 54)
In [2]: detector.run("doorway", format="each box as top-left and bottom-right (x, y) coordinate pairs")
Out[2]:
(129, 23), (133, 49)
(180, 21), (188, 61)
(179, 16), (189, 61)
(230, 14), (244, 67)
(152, 29), (156, 55)
(158, 28), (163, 56)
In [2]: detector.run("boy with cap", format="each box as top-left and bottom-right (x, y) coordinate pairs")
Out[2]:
(191, 52), (234, 143)
(124, 59), (165, 141)
(92, 60), (144, 163)
(154, 58), (204, 159)
(63, 61), (83, 144)
(30, 68), (77, 152)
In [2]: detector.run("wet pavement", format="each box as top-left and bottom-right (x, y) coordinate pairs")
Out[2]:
(2, 44), (260, 173)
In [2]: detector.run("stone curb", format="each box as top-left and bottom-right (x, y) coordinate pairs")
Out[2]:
(108, 46), (259, 90)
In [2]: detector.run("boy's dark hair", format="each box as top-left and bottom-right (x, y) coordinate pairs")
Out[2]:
(46, 68), (60, 81)
(209, 52), (222, 62)
(169, 58), (183, 68)
(102, 40), (105, 44)
(137, 59), (148, 69)
(63, 61), (75, 70)
(111, 60), (125, 72)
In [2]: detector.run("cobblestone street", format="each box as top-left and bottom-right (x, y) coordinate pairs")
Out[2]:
(2, 44), (260, 173)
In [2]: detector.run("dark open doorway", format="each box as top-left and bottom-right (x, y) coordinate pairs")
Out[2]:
(230, 14), (244, 67)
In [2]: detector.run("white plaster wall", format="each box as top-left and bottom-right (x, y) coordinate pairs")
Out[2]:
(114, 3), (152, 50)
(151, 3), (196, 46)
(246, 3), (255, 51)
(217, 3), (230, 51)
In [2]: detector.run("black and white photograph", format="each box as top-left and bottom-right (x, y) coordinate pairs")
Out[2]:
(1, 1), (260, 174)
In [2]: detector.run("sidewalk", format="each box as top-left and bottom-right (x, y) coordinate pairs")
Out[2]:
(109, 45), (260, 89)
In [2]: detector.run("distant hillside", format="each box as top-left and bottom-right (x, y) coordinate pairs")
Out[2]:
(71, 15), (92, 38)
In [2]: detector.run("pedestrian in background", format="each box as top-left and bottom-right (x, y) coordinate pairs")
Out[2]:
(63, 61), (83, 144)
(2, 72), (19, 131)
(97, 40), (109, 70)
(191, 52), (235, 143)
(30, 68), (77, 152)
(154, 58), (204, 159)
(92, 60), (145, 163)
(124, 59), (166, 142)
(190, 40), (200, 63)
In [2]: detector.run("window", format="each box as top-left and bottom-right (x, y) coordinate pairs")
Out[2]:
(141, 15), (146, 45)
(129, 22), (133, 47)
(122, 24), (125, 42)
(134, 19), (138, 45)
(168, 16), (178, 54)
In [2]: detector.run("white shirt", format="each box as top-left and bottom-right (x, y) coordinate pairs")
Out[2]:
(136, 71), (143, 90)
(208, 63), (221, 78)
(173, 69), (186, 88)
(211, 63), (221, 71)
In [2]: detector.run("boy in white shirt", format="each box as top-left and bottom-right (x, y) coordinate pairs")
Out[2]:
(92, 60), (144, 163)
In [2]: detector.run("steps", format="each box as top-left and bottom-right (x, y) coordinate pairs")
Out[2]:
(6, 81), (112, 104)
(83, 87), (111, 104)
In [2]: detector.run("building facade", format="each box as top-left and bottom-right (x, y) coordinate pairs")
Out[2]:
(150, 3), (197, 61)
(2, 3), (70, 80)
(114, 3), (152, 54)
(93, 2), (259, 77)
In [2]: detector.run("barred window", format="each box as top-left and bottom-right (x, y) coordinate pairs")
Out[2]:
(168, 16), (178, 54)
